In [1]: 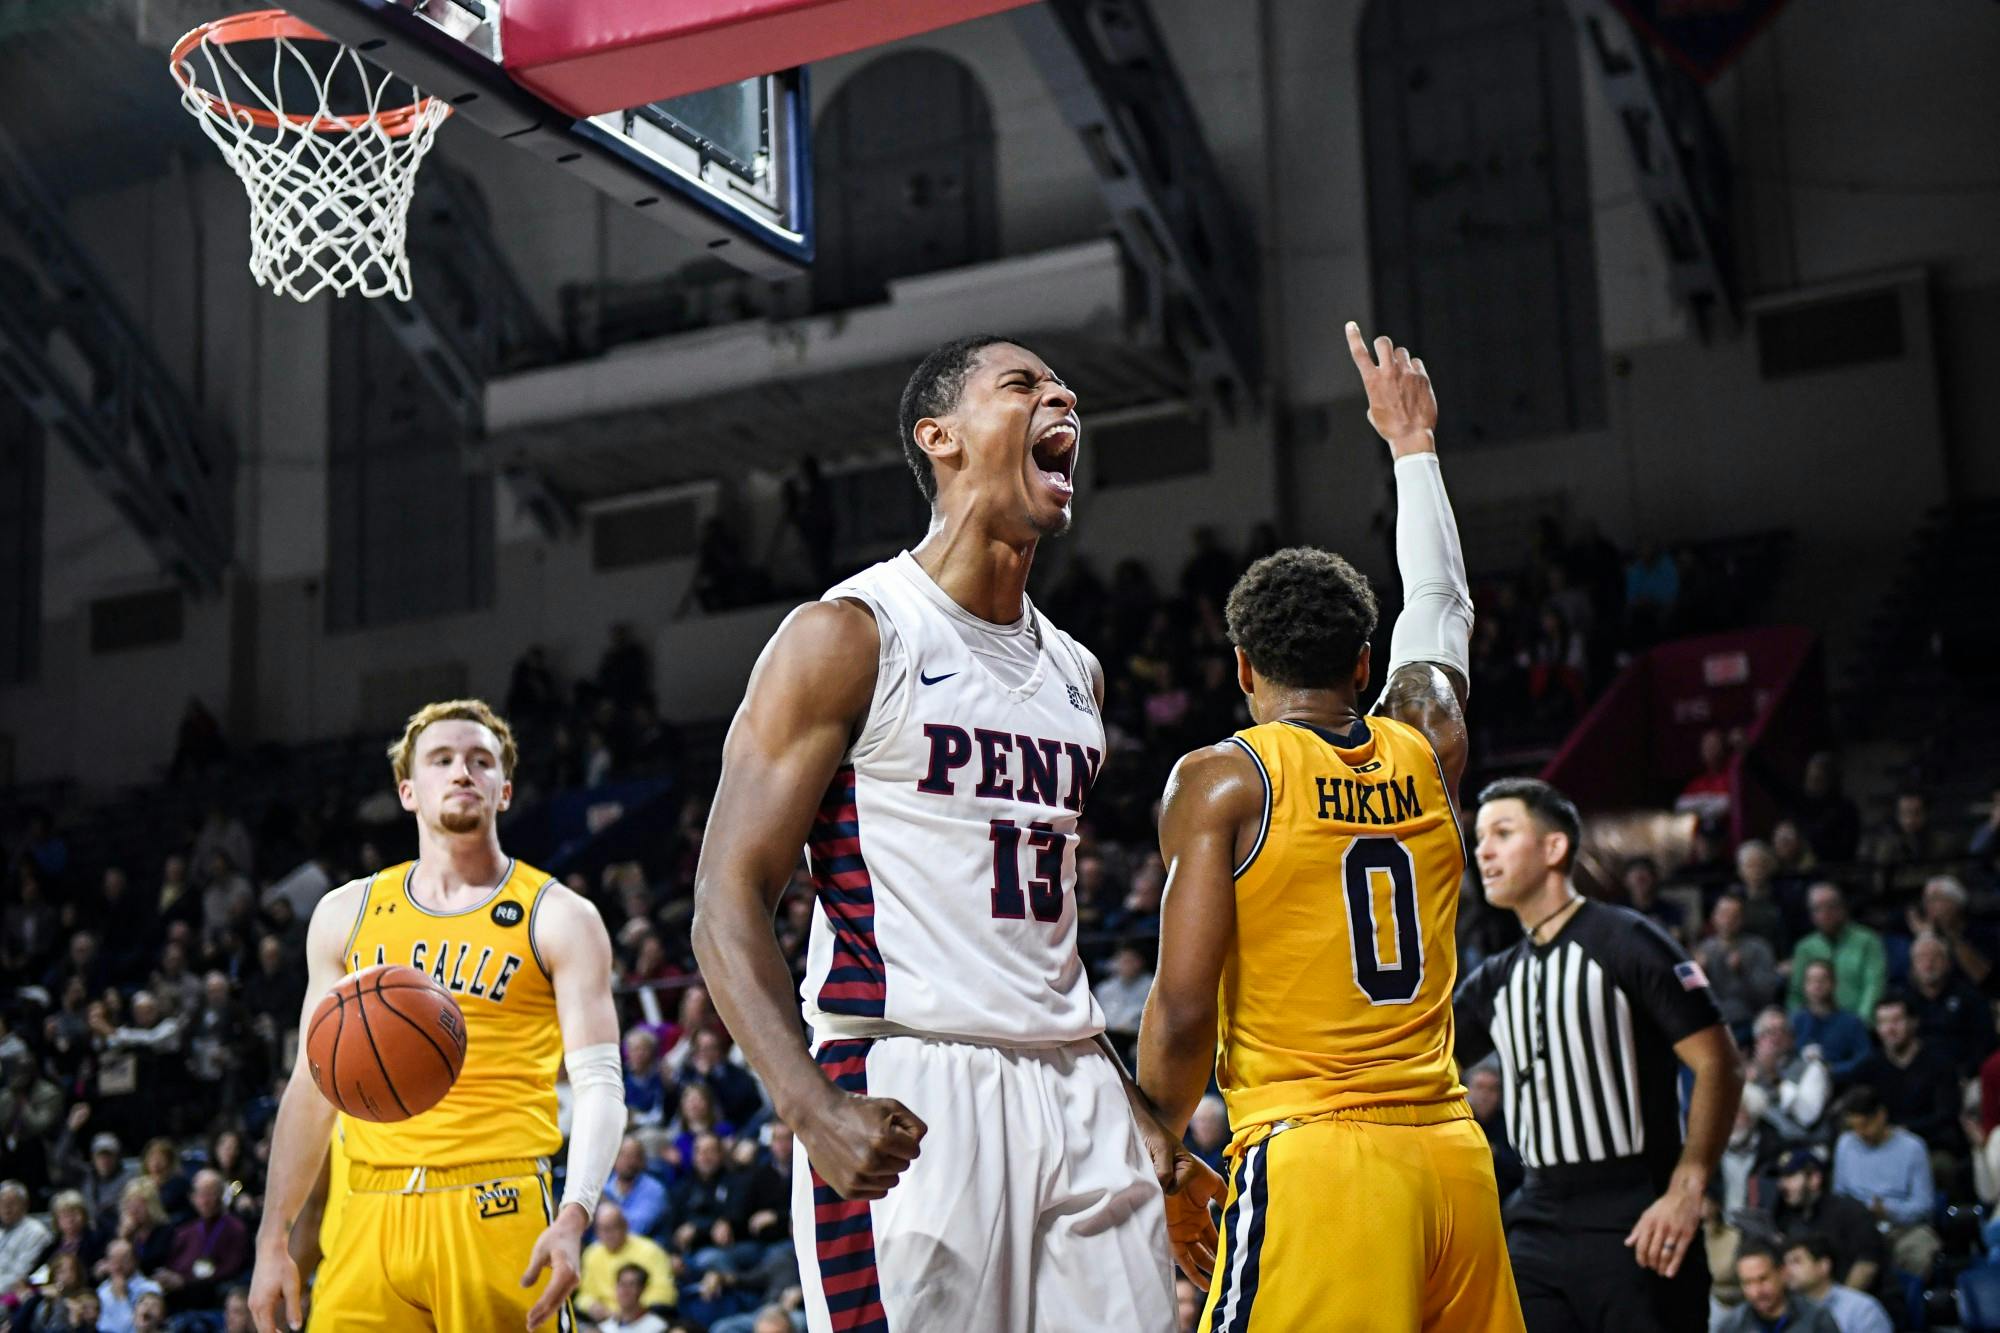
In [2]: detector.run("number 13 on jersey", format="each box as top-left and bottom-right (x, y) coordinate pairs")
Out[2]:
(990, 819), (1065, 922)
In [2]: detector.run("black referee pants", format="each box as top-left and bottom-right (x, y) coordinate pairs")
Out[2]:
(1505, 1178), (1709, 1333)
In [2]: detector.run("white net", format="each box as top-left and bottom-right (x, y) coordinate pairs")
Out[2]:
(171, 11), (451, 302)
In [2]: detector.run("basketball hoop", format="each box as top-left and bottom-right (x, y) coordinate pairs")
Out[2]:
(169, 10), (451, 302)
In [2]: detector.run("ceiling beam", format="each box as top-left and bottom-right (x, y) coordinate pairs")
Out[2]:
(1010, 0), (1263, 415)
(1569, 0), (1739, 335)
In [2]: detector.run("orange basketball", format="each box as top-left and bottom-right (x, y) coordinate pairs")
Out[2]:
(304, 964), (467, 1122)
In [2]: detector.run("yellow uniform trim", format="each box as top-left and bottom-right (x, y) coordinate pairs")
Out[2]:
(347, 1156), (548, 1194)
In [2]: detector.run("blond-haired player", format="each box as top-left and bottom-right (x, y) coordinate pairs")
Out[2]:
(249, 700), (626, 1332)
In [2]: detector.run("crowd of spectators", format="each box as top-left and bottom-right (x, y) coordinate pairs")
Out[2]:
(0, 508), (1943, 1331)
(1459, 729), (2000, 1329)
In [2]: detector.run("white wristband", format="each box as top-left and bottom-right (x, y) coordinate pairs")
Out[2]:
(558, 1042), (625, 1220)
(1384, 452), (1473, 686)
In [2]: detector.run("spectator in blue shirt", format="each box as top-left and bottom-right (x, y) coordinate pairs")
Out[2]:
(1833, 1087), (1941, 1278)
(1790, 960), (1872, 1083)
(1782, 1233), (1892, 1333)
(623, 1029), (668, 1127)
(602, 1136), (670, 1239)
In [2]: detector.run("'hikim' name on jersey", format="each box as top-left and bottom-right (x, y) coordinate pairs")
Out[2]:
(1312, 772), (1423, 826)
(349, 935), (527, 1005)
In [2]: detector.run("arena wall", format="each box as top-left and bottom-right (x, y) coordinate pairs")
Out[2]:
(2, 0), (1996, 786)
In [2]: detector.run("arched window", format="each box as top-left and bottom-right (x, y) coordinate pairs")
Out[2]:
(813, 51), (998, 310)
(325, 303), (494, 631)
(1361, 0), (1606, 442)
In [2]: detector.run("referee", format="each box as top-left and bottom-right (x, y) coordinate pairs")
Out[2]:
(1455, 778), (1743, 1332)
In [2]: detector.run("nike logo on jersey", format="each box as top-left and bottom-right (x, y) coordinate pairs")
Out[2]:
(919, 670), (959, 686)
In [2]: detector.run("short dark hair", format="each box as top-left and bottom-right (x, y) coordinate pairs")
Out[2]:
(896, 334), (1014, 503)
(1872, 992), (1910, 1018)
(617, 1262), (648, 1285)
(1783, 1232), (1836, 1265)
(1224, 548), (1379, 689)
(1735, 1241), (1781, 1271)
(1841, 1085), (1884, 1120)
(1476, 777), (1583, 872)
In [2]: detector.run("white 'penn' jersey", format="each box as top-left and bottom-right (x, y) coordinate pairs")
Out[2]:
(799, 552), (1107, 1046)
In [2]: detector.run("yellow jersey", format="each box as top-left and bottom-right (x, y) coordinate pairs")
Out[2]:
(339, 859), (565, 1167)
(1216, 715), (1467, 1141)
(317, 1124), (349, 1255)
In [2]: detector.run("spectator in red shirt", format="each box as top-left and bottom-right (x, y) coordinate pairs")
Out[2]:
(1677, 728), (1733, 832)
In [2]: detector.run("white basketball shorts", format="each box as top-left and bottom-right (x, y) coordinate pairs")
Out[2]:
(792, 1034), (1177, 1333)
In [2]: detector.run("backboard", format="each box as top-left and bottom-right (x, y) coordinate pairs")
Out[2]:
(273, 0), (815, 277)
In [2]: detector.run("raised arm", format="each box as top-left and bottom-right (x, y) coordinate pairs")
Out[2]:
(1346, 321), (1474, 788)
(690, 600), (925, 1201)
(249, 880), (366, 1333)
(520, 885), (625, 1328)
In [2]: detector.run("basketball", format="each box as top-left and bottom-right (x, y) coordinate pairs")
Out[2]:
(304, 964), (468, 1123)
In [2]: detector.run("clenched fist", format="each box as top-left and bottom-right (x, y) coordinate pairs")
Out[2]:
(798, 1091), (927, 1201)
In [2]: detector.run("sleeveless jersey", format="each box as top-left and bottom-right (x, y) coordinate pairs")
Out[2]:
(801, 552), (1106, 1046)
(339, 859), (565, 1167)
(1216, 715), (1467, 1139)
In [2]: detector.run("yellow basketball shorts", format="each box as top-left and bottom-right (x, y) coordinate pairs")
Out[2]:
(309, 1158), (574, 1332)
(1201, 1104), (1524, 1333)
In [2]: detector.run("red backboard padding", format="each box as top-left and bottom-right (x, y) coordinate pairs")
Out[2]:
(502, 0), (1038, 117)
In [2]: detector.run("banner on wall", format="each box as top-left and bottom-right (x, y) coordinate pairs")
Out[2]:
(1608, 0), (1793, 83)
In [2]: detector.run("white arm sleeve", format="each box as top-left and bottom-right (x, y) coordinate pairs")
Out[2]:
(1383, 452), (1474, 685)
(558, 1042), (625, 1219)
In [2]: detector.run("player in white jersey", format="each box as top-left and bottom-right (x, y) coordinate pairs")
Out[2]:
(693, 335), (1217, 1332)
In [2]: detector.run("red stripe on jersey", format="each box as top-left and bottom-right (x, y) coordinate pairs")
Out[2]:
(829, 1301), (888, 1332)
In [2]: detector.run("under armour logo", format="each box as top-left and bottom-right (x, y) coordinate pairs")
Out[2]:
(374, 902), (396, 915)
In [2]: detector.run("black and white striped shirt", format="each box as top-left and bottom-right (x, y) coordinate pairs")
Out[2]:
(1455, 900), (1722, 1190)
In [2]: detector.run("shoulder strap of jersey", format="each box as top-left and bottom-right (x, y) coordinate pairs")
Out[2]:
(338, 866), (406, 963)
(1372, 714), (1466, 843)
(1221, 735), (1273, 879)
(820, 559), (921, 766)
(519, 863), (559, 980)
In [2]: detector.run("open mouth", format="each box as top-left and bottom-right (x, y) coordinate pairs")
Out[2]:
(1031, 419), (1078, 496)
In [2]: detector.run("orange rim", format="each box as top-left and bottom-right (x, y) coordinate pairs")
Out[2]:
(169, 9), (447, 137)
